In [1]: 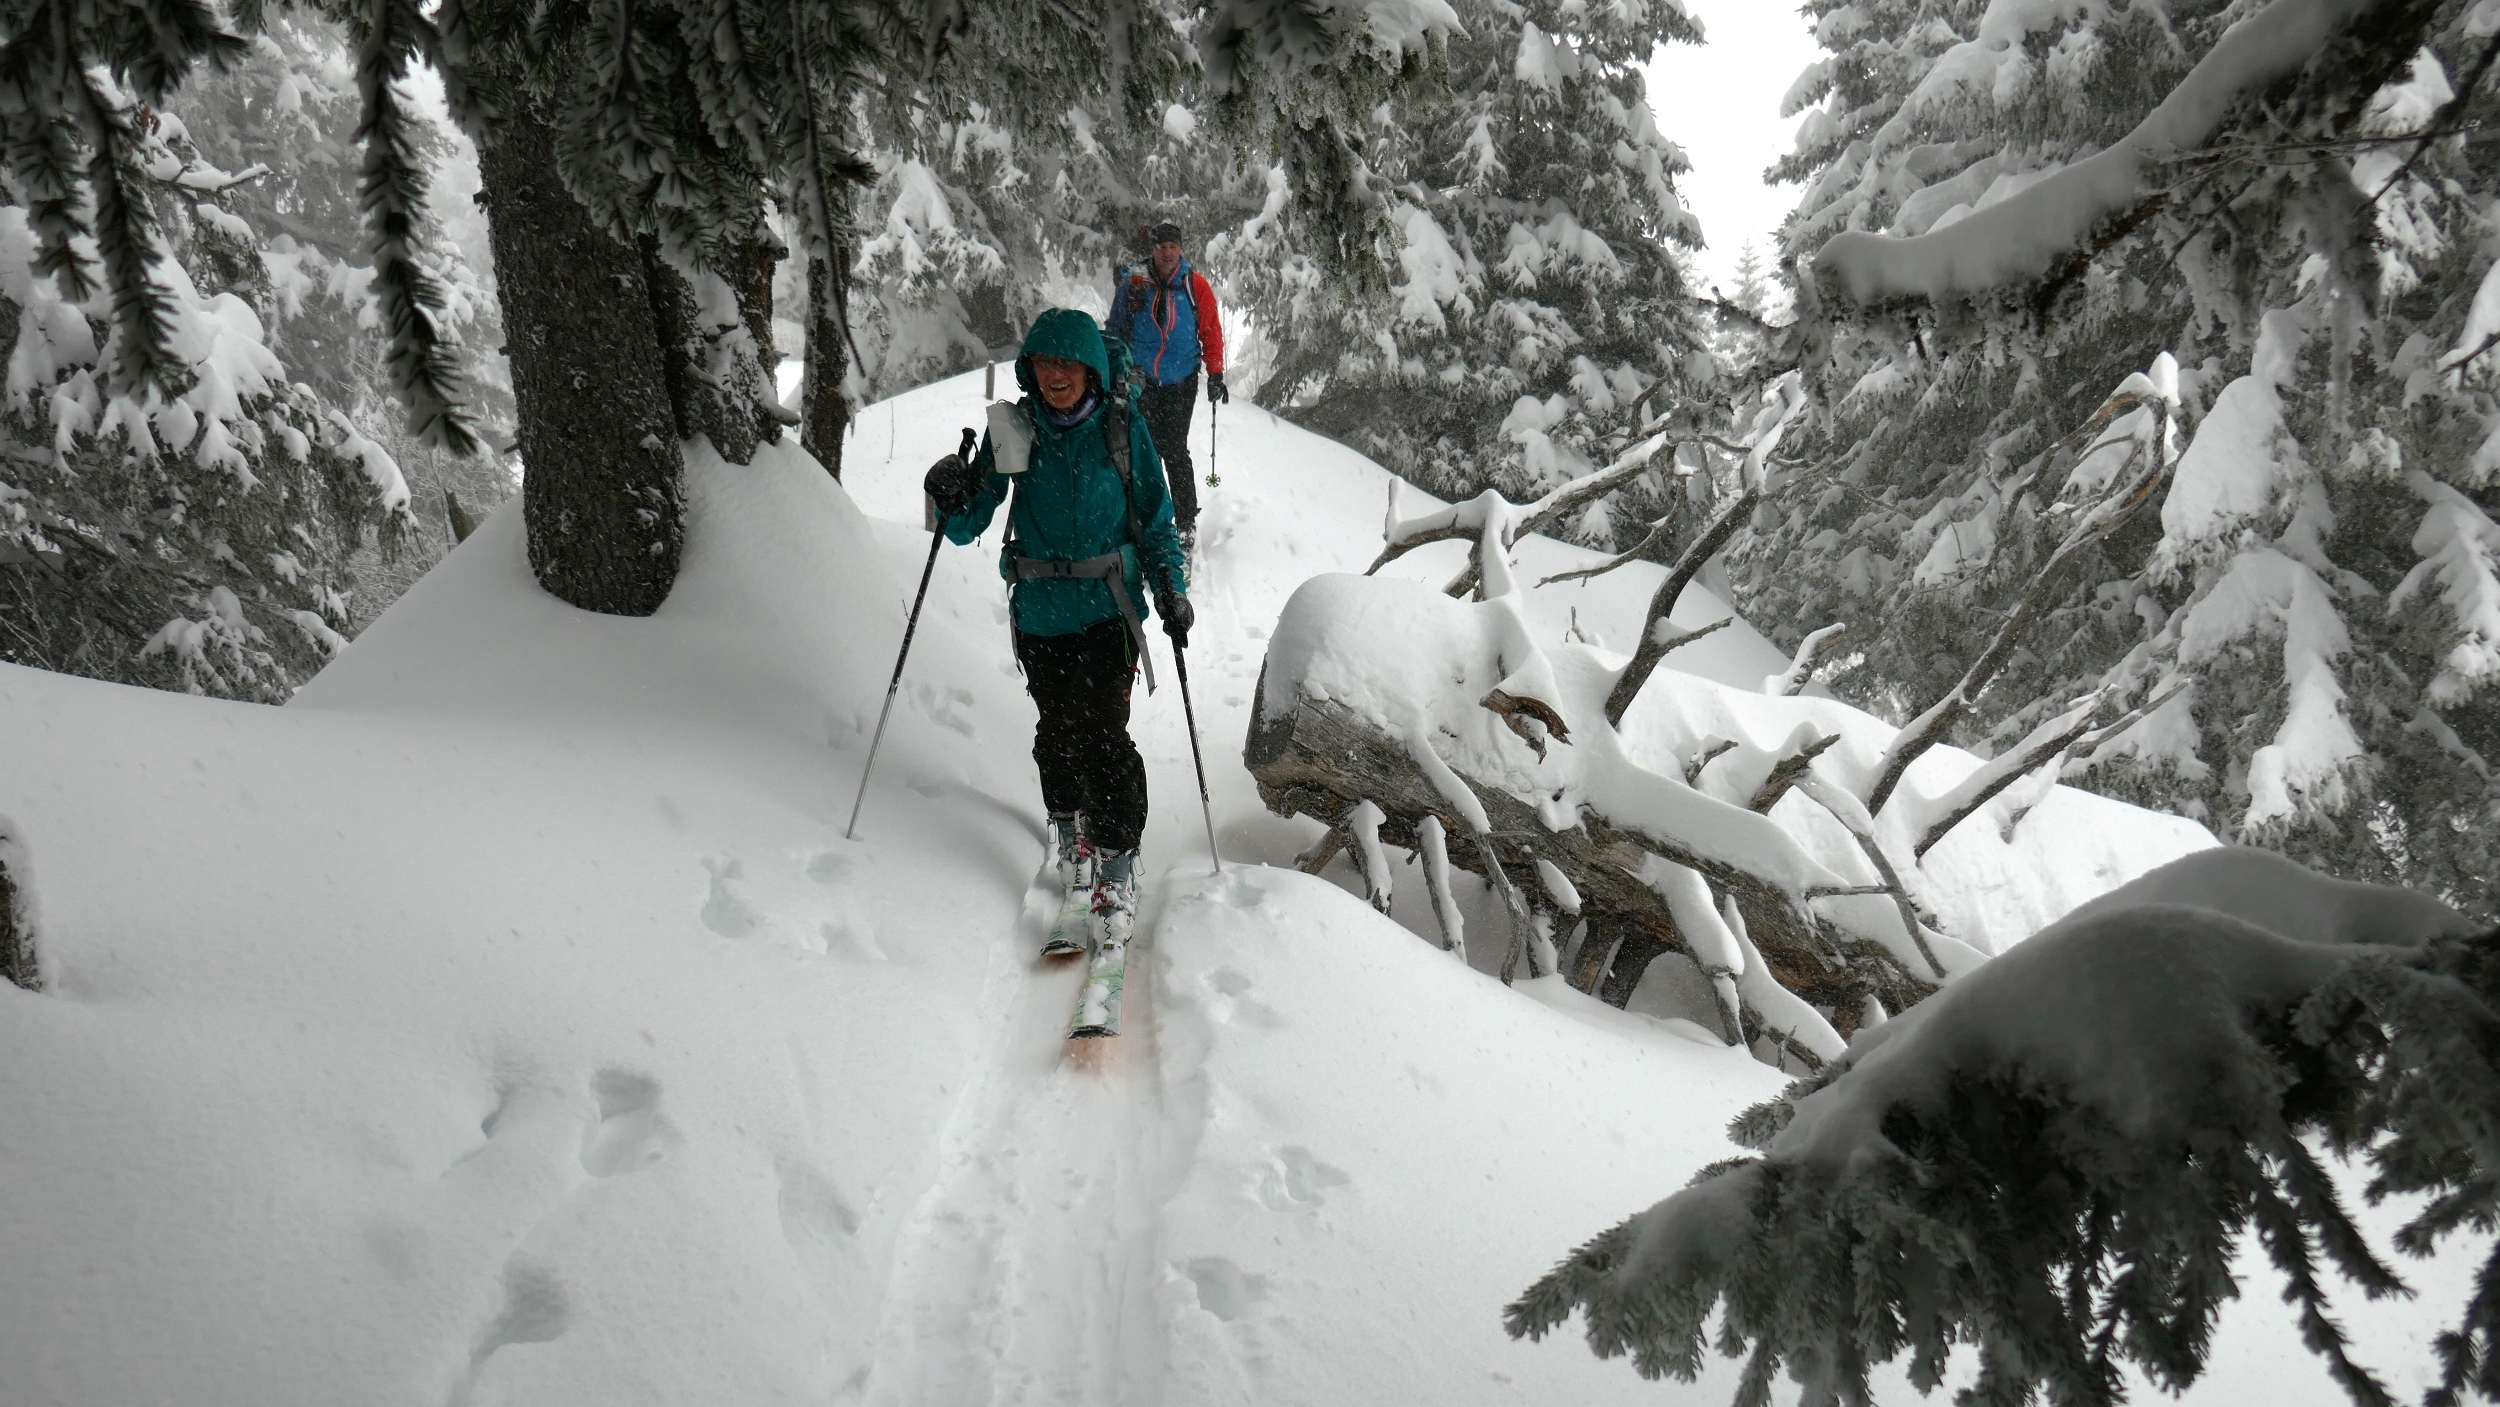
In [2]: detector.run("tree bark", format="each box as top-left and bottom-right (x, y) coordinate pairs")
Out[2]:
(802, 252), (853, 480)
(477, 91), (684, 617)
(1, 825), (36, 992)
(639, 236), (766, 465)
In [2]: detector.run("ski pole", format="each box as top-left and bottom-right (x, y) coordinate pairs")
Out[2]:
(1171, 635), (1222, 875)
(846, 427), (976, 841)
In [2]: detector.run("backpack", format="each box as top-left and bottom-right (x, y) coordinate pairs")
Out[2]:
(1101, 322), (1143, 401)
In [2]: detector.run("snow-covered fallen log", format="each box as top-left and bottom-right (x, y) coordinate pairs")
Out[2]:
(1506, 848), (2499, 1407)
(1246, 572), (1942, 1049)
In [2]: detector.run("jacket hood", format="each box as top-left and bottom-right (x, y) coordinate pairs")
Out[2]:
(1015, 308), (1111, 401)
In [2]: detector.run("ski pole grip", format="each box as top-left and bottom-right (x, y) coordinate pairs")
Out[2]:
(957, 426), (977, 462)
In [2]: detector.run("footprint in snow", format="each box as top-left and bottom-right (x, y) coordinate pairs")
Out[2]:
(776, 1158), (861, 1275)
(1199, 965), (1278, 1028)
(1180, 1257), (1267, 1322)
(455, 1257), (569, 1404)
(910, 681), (976, 737)
(819, 920), (887, 961)
(1216, 872), (1264, 909)
(805, 850), (853, 883)
(580, 1069), (667, 1177)
(701, 857), (764, 939)
(1254, 1145), (1350, 1212)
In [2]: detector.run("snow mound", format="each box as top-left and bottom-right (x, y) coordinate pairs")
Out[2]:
(0, 367), (2432, 1406)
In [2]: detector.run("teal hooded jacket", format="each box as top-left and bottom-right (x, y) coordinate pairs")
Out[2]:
(940, 309), (1189, 638)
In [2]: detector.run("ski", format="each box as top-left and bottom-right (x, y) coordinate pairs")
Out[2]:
(1067, 933), (1127, 1039)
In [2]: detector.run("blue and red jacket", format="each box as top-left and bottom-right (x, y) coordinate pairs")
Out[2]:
(1106, 257), (1225, 388)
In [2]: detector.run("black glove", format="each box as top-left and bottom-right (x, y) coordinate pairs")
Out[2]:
(1206, 370), (1229, 404)
(924, 452), (981, 516)
(1157, 589), (1194, 644)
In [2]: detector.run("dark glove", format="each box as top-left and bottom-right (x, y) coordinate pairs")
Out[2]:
(1157, 589), (1194, 645)
(1206, 370), (1229, 404)
(924, 452), (981, 516)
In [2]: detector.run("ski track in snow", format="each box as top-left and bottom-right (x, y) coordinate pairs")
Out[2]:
(858, 855), (1182, 1407)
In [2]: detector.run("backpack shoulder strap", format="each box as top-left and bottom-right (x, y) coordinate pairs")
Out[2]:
(1102, 395), (1143, 549)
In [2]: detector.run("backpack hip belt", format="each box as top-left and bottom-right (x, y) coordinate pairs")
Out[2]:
(1009, 551), (1157, 692)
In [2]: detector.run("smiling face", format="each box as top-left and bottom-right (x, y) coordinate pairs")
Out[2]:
(1152, 240), (1181, 279)
(1032, 354), (1089, 413)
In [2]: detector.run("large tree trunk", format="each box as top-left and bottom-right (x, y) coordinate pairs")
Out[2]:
(1245, 682), (1934, 1037)
(639, 235), (772, 466)
(801, 251), (853, 481)
(477, 91), (683, 617)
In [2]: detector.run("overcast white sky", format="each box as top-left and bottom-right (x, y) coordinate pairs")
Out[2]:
(1636, 0), (1824, 296)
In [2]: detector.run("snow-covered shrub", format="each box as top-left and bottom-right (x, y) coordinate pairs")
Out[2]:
(1509, 847), (2500, 1407)
(1739, 0), (2500, 912)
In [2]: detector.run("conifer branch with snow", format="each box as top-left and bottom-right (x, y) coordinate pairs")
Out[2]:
(1508, 849), (2500, 1407)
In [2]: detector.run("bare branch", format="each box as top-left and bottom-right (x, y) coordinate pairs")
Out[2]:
(1685, 738), (1737, 785)
(1362, 496), (1478, 578)
(1912, 696), (2107, 861)
(1482, 688), (1571, 759)
(1748, 731), (1843, 813)
(1537, 501), (1683, 588)
(1792, 773), (1948, 982)
(167, 161), (271, 194)
(1603, 485), (1759, 727)
(1769, 623), (1847, 696)
(1443, 434), (1679, 599)
(1863, 397), (2174, 816)
(1603, 383), (1808, 726)
(1916, 679), (2191, 859)
(1347, 801), (1393, 915)
(1658, 616), (1734, 658)
(1295, 825), (1345, 875)
(1415, 815), (1465, 958)
(2073, 680), (2191, 759)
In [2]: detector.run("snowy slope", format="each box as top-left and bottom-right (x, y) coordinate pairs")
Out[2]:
(0, 369), (2455, 1406)
(849, 371), (2211, 955)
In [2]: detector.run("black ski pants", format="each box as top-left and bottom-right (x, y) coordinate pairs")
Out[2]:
(1140, 372), (1199, 529)
(1017, 616), (1148, 854)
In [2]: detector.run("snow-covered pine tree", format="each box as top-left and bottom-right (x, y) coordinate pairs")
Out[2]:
(4, 0), (1468, 618)
(1727, 238), (1772, 320)
(152, 10), (516, 626)
(0, 67), (422, 701)
(836, 0), (1193, 400)
(1252, 0), (1706, 550)
(1733, 0), (2500, 912)
(839, 0), (1459, 407)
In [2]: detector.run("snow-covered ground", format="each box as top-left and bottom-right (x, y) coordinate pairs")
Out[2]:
(0, 370), (2476, 1404)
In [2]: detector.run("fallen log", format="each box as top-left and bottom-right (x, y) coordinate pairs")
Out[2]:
(1245, 674), (1935, 1038)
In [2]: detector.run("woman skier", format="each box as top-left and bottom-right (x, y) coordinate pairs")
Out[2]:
(922, 309), (1192, 954)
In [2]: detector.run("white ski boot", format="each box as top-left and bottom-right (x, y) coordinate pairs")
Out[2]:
(1070, 849), (1137, 1038)
(1043, 815), (1092, 958)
